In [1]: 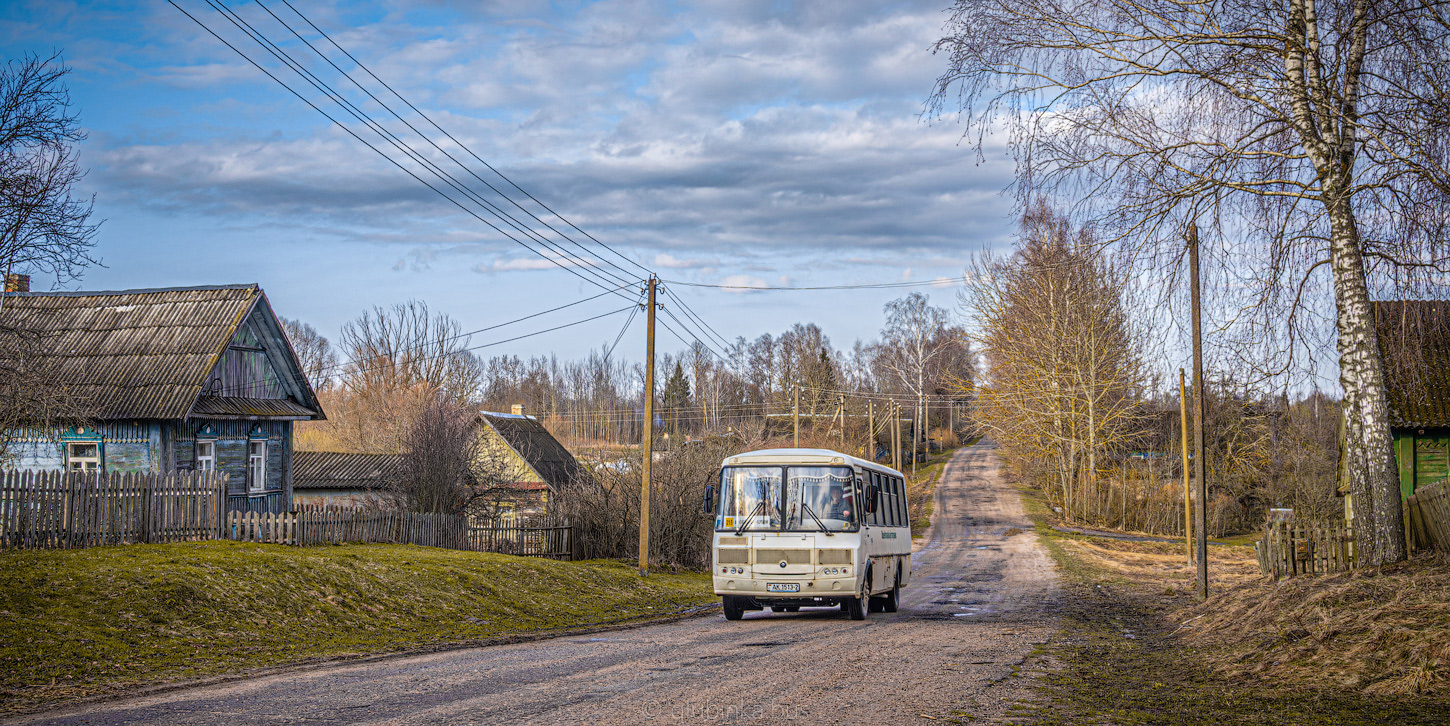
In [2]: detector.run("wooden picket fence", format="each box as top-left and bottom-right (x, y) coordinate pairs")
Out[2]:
(1406, 482), (1450, 553)
(468, 519), (574, 560)
(228, 507), (470, 549)
(1255, 522), (1357, 577)
(1256, 483), (1450, 577)
(0, 470), (228, 549)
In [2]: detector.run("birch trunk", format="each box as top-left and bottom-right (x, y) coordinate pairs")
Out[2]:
(1329, 195), (1405, 564)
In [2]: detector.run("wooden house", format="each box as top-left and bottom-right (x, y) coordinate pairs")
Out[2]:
(1, 282), (325, 513)
(1375, 301), (1450, 500)
(476, 407), (582, 521)
(291, 451), (403, 508)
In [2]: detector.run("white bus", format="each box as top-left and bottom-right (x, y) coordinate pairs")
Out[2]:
(703, 448), (912, 620)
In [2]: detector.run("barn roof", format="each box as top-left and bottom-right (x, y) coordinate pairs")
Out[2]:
(1374, 300), (1450, 429)
(0, 284), (322, 421)
(293, 451), (405, 490)
(479, 412), (583, 490)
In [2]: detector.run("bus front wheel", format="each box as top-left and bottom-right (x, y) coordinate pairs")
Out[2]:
(723, 596), (746, 621)
(845, 576), (869, 620)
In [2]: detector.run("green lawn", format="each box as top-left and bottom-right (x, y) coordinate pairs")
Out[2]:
(1, 541), (714, 710)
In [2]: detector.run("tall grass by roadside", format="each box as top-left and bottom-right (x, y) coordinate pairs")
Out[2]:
(1, 541), (713, 711)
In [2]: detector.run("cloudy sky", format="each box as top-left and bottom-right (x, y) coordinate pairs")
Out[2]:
(1, 0), (1016, 360)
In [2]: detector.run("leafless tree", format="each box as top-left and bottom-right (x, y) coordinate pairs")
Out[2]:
(280, 317), (337, 393)
(966, 205), (1150, 520)
(388, 395), (512, 516)
(0, 308), (91, 462)
(1, 53), (99, 288)
(931, 0), (1450, 563)
(338, 299), (483, 406)
(876, 293), (968, 466)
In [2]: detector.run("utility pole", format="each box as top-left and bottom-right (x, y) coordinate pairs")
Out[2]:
(1189, 226), (1209, 598)
(867, 400), (875, 461)
(1179, 368), (1192, 567)
(838, 394), (846, 449)
(793, 384), (801, 447)
(637, 276), (658, 577)
(892, 403), (901, 473)
(911, 402), (919, 477)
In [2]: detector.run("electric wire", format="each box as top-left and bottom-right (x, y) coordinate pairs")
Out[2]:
(662, 278), (961, 291)
(275, 0), (657, 282)
(314, 281), (639, 375)
(327, 305), (637, 382)
(199, 0), (639, 297)
(254, 0), (646, 289)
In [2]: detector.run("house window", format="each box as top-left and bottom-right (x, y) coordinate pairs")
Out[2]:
(196, 441), (216, 472)
(67, 442), (101, 471)
(248, 440), (267, 492)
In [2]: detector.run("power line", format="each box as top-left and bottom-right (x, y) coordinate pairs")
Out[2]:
(332, 305), (637, 382)
(662, 278), (962, 291)
(604, 292), (645, 362)
(176, 0), (639, 301)
(175, 1), (746, 367)
(316, 281), (640, 375)
(274, 0), (656, 282)
(255, 0), (646, 290)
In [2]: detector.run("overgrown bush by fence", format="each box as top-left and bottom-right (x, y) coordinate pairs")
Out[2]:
(0, 470), (227, 548)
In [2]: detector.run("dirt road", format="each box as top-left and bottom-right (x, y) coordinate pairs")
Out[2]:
(22, 443), (1059, 725)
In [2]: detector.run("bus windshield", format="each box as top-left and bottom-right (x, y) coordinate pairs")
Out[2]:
(786, 466), (857, 532)
(716, 465), (858, 532)
(716, 466), (783, 532)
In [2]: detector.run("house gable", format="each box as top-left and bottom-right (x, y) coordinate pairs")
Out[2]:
(190, 293), (324, 421)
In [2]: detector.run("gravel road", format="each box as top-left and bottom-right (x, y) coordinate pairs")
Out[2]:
(23, 442), (1060, 725)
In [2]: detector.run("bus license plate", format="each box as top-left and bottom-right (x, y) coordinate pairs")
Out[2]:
(766, 583), (799, 593)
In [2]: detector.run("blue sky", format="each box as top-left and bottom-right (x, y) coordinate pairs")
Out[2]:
(1, 0), (1017, 360)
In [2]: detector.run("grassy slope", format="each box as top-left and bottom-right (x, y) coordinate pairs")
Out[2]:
(1, 541), (713, 710)
(1010, 484), (1450, 725)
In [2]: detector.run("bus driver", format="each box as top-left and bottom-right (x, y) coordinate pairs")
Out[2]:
(826, 486), (852, 521)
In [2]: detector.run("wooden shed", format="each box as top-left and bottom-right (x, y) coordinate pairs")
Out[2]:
(1, 284), (325, 513)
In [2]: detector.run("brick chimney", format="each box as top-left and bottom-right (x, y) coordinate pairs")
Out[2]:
(4, 274), (29, 293)
(511, 403), (526, 416)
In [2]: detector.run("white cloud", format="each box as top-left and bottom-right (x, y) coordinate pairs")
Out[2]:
(653, 253), (717, 269)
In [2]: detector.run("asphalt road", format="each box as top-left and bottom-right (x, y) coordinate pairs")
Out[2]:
(23, 443), (1060, 725)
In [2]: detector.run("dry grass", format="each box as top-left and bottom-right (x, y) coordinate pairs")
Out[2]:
(1178, 555), (1450, 697)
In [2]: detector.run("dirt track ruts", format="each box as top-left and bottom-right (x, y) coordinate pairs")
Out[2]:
(20, 442), (1060, 725)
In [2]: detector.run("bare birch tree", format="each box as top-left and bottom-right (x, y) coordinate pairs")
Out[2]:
(877, 293), (962, 463)
(931, 0), (1450, 563)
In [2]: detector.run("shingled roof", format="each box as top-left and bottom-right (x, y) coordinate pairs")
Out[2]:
(0, 284), (322, 421)
(1374, 300), (1450, 429)
(293, 451), (405, 490)
(479, 412), (583, 490)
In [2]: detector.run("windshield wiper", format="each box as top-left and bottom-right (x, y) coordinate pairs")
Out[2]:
(800, 503), (835, 536)
(736, 500), (766, 536)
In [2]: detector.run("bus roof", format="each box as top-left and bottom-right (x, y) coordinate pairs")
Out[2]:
(721, 447), (905, 478)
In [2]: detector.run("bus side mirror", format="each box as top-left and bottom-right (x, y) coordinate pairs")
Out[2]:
(866, 483), (880, 514)
(703, 484), (716, 515)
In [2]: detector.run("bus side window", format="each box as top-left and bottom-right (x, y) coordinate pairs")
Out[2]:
(875, 469), (887, 527)
(892, 477), (904, 527)
(895, 477), (908, 527)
